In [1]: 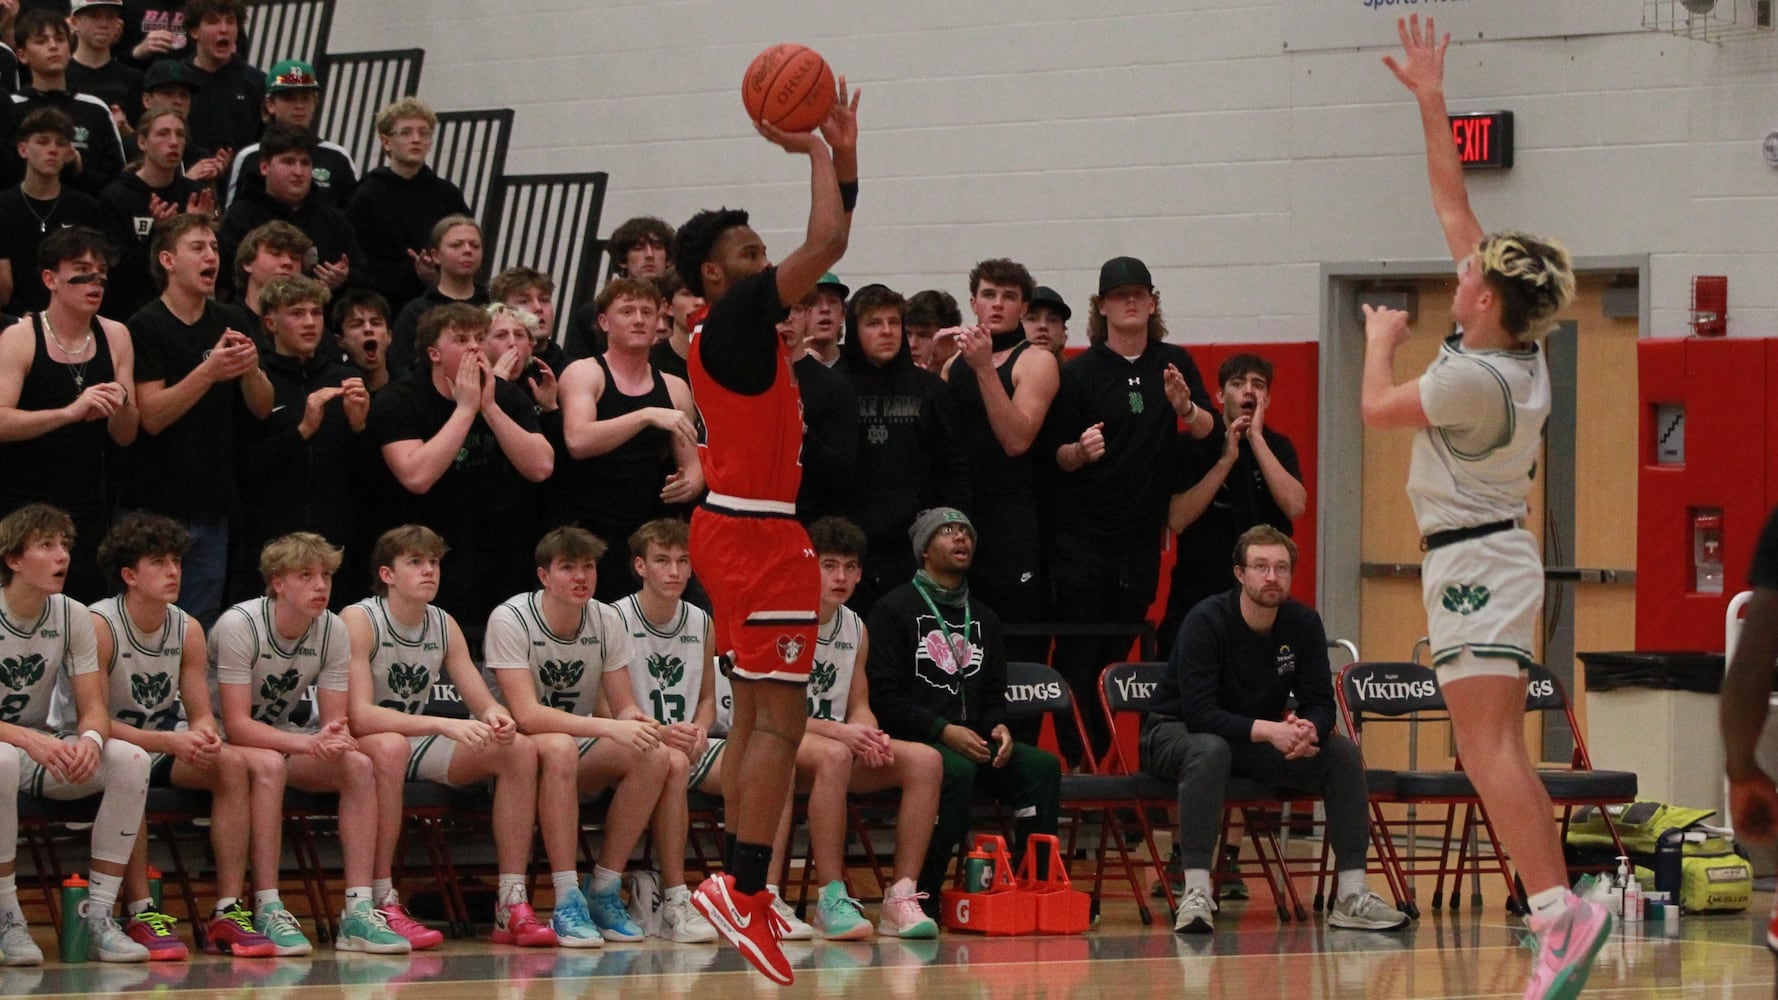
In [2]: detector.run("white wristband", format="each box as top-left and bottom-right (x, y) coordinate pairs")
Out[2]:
(80, 729), (104, 750)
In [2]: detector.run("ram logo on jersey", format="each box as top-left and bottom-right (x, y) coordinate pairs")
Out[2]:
(0, 653), (46, 689)
(131, 672), (173, 707)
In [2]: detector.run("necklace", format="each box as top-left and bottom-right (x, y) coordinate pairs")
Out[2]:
(23, 194), (58, 234)
(42, 312), (93, 389)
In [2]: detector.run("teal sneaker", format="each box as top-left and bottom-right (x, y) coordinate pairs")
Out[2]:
(582, 887), (645, 943)
(335, 901), (411, 954)
(252, 900), (314, 957)
(548, 888), (603, 949)
(811, 880), (872, 941)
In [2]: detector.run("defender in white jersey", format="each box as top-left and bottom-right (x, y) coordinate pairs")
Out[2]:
(1367, 17), (1607, 1000)
(485, 527), (674, 946)
(213, 533), (410, 956)
(0, 505), (151, 965)
(773, 518), (939, 940)
(344, 526), (569, 950)
(92, 515), (280, 960)
(610, 520), (722, 943)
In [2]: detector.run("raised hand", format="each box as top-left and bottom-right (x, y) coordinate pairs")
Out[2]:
(1382, 14), (1449, 98)
(1362, 303), (1412, 350)
(818, 74), (860, 156)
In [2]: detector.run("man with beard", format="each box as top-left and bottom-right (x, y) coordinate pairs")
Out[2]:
(941, 258), (1056, 653)
(864, 506), (1059, 914)
(1159, 353), (1305, 654)
(839, 283), (970, 612)
(1138, 525), (1406, 935)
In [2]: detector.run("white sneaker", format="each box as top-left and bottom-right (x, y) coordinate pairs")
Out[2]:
(1326, 890), (1411, 931)
(621, 869), (662, 937)
(768, 892), (815, 941)
(1173, 886), (1216, 934)
(659, 894), (718, 943)
(87, 913), (151, 963)
(0, 914), (43, 966)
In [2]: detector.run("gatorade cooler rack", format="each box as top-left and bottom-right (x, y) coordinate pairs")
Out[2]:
(941, 833), (1091, 935)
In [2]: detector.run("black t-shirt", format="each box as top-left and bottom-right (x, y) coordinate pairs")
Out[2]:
(1752, 505), (1778, 590)
(649, 339), (688, 383)
(66, 59), (144, 117)
(367, 371), (542, 530)
(699, 267), (787, 395)
(124, 297), (258, 518)
(1047, 340), (1213, 545)
(0, 186), (109, 315)
(1153, 588), (1336, 745)
(1169, 426), (1302, 610)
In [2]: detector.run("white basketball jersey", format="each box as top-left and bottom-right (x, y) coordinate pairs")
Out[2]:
(483, 592), (632, 718)
(355, 597), (450, 717)
(93, 596), (188, 732)
(0, 592), (95, 730)
(1408, 335), (1551, 535)
(808, 607), (863, 722)
(210, 597), (349, 732)
(614, 594), (711, 725)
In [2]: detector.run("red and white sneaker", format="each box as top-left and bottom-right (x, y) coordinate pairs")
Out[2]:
(692, 874), (793, 986)
(377, 895), (444, 950)
(123, 910), (189, 961)
(492, 901), (558, 948)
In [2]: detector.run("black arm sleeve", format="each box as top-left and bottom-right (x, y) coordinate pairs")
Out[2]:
(696, 268), (788, 396)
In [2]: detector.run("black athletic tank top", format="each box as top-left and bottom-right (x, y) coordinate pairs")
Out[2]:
(0, 314), (115, 510)
(948, 341), (1036, 504)
(550, 355), (674, 528)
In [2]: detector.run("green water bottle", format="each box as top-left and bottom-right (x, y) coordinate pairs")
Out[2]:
(59, 873), (90, 963)
(146, 866), (163, 911)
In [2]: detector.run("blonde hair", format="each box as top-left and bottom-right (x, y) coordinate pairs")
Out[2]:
(375, 97), (437, 136)
(485, 302), (540, 340)
(259, 532), (343, 592)
(1476, 230), (1575, 343)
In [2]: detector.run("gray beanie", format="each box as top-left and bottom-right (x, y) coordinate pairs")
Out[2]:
(909, 507), (974, 557)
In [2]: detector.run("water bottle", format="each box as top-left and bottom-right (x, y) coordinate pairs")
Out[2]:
(1654, 829), (1684, 896)
(963, 848), (993, 893)
(147, 866), (163, 911)
(59, 874), (89, 964)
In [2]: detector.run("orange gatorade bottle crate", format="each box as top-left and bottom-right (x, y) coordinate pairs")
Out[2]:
(1017, 833), (1092, 934)
(941, 834), (1036, 935)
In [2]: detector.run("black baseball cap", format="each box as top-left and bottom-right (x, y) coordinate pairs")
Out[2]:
(143, 61), (204, 93)
(1098, 256), (1153, 296)
(1029, 285), (1071, 321)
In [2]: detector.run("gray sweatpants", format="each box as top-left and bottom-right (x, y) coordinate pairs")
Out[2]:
(1139, 722), (1372, 873)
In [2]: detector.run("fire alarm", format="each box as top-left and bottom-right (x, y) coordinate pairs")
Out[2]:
(1765, 131), (1778, 167)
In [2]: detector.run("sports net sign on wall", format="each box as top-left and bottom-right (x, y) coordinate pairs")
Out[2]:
(1282, 0), (1645, 51)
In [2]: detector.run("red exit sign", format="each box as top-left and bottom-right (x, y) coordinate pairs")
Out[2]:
(1449, 111), (1513, 170)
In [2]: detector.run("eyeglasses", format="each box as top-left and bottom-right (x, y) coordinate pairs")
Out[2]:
(65, 272), (108, 286)
(390, 126), (433, 140)
(1241, 561), (1292, 578)
(935, 524), (972, 538)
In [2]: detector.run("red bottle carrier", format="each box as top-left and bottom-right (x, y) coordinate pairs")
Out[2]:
(1017, 833), (1093, 934)
(941, 834), (1036, 935)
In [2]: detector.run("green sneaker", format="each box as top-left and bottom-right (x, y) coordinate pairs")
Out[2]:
(336, 901), (410, 954)
(251, 900), (314, 957)
(811, 880), (872, 941)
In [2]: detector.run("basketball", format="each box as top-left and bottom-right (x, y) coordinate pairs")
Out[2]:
(742, 43), (836, 133)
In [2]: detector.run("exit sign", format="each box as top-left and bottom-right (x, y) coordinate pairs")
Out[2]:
(1449, 111), (1513, 170)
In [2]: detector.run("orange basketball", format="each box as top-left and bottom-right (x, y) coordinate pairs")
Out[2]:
(742, 43), (836, 133)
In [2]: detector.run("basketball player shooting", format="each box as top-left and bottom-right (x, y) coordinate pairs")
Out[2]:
(673, 73), (859, 985)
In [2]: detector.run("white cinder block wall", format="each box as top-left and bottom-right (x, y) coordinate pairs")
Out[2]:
(330, 1), (1778, 343)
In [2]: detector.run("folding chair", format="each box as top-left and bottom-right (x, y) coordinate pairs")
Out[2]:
(1003, 661), (1168, 924)
(245, 0), (336, 74)
(1523, 663), (1638, 886)
(1097, 661), (1310, 921)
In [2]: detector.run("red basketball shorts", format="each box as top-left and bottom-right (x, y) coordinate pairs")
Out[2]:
(690, 507), (818, 683)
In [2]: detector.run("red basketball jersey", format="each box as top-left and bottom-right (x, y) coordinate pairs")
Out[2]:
(688, 296), (804, 509)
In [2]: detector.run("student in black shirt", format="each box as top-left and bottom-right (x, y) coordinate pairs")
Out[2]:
(98, 104), (209, 319)
(0, 225), (137, 601)
(125, 212), (272, 626)
(223, 58), (358, 212)
(0, 108), (107, 317)
(1045, 256), (1214, 766)
(119, 59), (227, 178)
(67, 1), (143, 119)
(332, 288), (391, 393)
(1159, 352), (1306, 653)
(1139, 526), (1406, 934)
(3, 10), (126, 196)
(367, 301), (551, 629)
(218, 123), (364, 302)
(347, 97), (470, 314)
(179, 0), (260, 155)
(387, 214), (485, 376)
(789, 292), (857, 524)
(646, 267), (700, 384)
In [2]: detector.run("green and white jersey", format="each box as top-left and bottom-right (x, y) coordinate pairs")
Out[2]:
(0, 591), (96, 730)
(484, 591), (632, 717)
(1408, 334), (1550, 535)
(354, 597), (450, 716)
(210, 597), (349, 733)
(614, 594), (711, 726)
(93, 596), (188, 733)
(807, 607), (863, 722)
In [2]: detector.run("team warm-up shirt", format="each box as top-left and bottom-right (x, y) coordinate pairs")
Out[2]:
(354, 597), (450, 716)
(0, 591), (98, 730)
(483, 592), (632, 717)
(613, 594), (710, 725)
(210, 597), (349, 732)
(93, 595), (188, 733)
(1408, 333), (1550, 535)
(808, 606), (864, 722)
